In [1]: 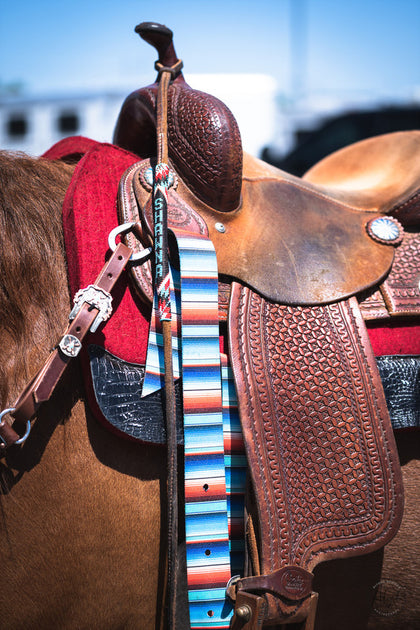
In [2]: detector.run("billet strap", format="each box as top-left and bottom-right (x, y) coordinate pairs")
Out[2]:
(359, 229), (420, 319)
(0, 243), (132, 450)
(143, 233), (245, 628)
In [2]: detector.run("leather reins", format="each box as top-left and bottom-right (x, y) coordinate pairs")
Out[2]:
(150, 39), (184, 628)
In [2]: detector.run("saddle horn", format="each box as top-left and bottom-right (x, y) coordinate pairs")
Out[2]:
(113, 22), (243, 212)
(135, 22), (181, 74)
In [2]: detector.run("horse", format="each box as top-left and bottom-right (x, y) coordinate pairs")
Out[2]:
(0, 146), (418, 629)
(0, 152), (169, 629)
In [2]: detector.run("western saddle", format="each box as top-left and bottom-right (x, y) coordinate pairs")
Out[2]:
(112, 22), (417, 629)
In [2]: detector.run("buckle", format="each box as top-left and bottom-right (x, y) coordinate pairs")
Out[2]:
(69, 285), (113, 333)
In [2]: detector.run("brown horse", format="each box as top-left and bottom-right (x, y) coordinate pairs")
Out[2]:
(0, 152), (167, 629)
(0, 150), (419, 630)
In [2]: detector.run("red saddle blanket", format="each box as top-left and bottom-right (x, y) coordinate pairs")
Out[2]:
(44, 137), (151, 366)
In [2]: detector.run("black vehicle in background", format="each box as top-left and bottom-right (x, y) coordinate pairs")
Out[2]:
(262, 106), (420, 176)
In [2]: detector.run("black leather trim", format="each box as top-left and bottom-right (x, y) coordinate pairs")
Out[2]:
(377, 355), (420, 430)
(88, 344), (184, 444)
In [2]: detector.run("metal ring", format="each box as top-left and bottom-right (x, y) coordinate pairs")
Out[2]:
(108, 222), (152, 263)
(0, 407), (31, 446)
(0, 407), (16, 422)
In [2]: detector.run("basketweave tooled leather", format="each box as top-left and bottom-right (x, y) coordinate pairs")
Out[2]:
(228, 285), (404, 623)
(113, 75), (243, 213)
(359, 229), (420, 319)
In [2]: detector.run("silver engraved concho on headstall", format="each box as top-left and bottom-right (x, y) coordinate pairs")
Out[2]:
(69, 284), (113, 333)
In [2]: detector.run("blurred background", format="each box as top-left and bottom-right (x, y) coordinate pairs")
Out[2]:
(1, 0), (419, 173)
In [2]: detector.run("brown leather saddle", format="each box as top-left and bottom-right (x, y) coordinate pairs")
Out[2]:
(112, 22), (418, 629)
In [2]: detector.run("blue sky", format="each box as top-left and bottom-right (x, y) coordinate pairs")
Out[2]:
(0, 0), (419, 99)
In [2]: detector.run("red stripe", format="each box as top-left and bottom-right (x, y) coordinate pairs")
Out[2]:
(185, 480), (227, 499)
(187, 568), (232, 587)
(223, 434), (245, 453)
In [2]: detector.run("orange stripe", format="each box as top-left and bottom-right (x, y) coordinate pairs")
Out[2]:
(183, 394), (222, 412)
(223, 434), (245, 453)
(185, 480), (227, 499)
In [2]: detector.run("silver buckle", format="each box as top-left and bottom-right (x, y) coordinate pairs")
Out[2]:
(69, 284), (113, 333)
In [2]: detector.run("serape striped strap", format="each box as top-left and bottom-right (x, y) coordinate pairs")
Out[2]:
(143, 231), (246, 628)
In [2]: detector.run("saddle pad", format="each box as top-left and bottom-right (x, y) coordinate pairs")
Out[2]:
(228, 285), (404, 620)
(49, 139), (151, 366)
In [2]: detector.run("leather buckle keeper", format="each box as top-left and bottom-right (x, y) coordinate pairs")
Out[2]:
(236, 566), (313, 602)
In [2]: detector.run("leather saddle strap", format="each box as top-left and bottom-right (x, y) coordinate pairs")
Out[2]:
(228, 284), (403, 625)
(0, 243), (132, 449)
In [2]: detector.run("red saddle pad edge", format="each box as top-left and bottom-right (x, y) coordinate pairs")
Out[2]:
(367, 319), (420, 356)
(44, 137), (151, 366)
(42, 135), (100, 161)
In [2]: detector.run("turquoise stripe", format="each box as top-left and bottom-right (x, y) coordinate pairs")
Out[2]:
(224, 454), (248, 468)
(182, 324), (220, 338)
(184, 424), (225, 444)
(184, 412), (224, 426)
(225, 469), (247, 494)
(186, 514), (229, 540)
(176, 234), (215, 248)
(222, 412), (240, 427)
(179, 252), (218, 275)
(188, 588), (228, 601)
(221, 379), (238, 404)
(182, 338), (220, 361)
(185, 500), (228, 515)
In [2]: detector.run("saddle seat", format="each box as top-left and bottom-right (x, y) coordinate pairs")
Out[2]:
(303, 130), (420, 226)
(128, 148), (401, 306)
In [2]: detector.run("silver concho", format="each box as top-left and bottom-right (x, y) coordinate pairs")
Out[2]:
(366, 217), (403, 245)
(59, 334), (82, 358)
(69, 285), (113, 333)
